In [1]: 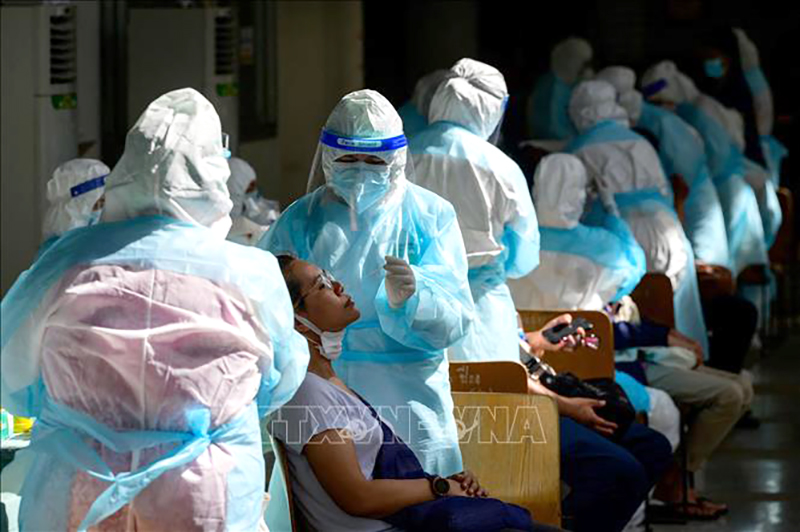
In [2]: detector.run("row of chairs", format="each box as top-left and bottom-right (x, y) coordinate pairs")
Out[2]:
(270, 273), (675, 530)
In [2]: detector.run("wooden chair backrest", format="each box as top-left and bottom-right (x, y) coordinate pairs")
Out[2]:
(769, 187), (794, 266)
(449, 360), (530, 394)
(517, 310), (614, 380)
(630, 273), (675, 328)
(270, 438), (299, 532)
(453, 392), (561, 527)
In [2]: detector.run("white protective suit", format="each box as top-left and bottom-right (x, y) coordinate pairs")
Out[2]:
(1, 88), (308, 532)
(508, 154), (645, 311)
(411, 58), (539, 362)
(567, 80), (709, 356)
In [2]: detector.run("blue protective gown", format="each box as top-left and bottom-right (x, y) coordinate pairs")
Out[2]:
(260, 181), (474, 477)
(410, 121), (540, 363)
(637, 102), (731, 268)
(528, 71), (578, 140)
(0, 216), (309, 532)
(676, 103), (769, 275)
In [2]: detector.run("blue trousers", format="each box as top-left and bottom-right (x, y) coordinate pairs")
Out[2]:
(560, 418), (672, 532)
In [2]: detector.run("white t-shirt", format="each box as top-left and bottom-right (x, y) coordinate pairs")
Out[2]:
(269, 372), (402, 532)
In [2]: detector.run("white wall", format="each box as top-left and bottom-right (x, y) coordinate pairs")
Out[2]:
(240, 0), (364, 208)
(77, 0), (101, 157)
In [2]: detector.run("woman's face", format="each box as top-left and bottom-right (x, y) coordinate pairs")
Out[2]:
(290, 260), (360, 332)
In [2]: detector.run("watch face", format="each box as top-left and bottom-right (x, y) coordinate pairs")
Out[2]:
(434, 477), (450, 496)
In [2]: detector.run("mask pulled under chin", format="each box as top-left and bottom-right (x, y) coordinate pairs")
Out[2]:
(295, 314), (345, 361)
(328, 162), (391, 214)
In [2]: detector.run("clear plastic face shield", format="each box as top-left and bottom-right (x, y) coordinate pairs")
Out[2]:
(306, 129), (414, 218)
(487, 96), (510, 147)
(222, 132), (232, 160)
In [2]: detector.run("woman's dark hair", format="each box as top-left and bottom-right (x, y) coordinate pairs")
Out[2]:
(276, 254), (303, 308)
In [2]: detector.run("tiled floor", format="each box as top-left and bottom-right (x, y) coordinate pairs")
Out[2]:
(652, 330), (800, 532)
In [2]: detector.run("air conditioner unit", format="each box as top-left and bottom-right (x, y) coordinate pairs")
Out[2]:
(128, 4), (239, 150)
(1, 1), (79, 294)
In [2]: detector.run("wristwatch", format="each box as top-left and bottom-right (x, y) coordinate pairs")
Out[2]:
(428, 475), (450, 498)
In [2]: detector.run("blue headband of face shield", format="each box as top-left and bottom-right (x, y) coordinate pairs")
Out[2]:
(642, 79), (668, 99)
(69, 175), (107, 198)
(320, 131), (408, 153)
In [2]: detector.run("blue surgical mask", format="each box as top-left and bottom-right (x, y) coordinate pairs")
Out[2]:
(704, 59), (725, 79)
(328, 161), (391, 213)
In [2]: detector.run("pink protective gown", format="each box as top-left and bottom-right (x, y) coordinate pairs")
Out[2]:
(40, 264), (269, 531)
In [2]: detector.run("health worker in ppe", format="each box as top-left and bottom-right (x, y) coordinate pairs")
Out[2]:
(508, 153), (646, 312)
(259, 89), (474, 479)
(0, 88), (309, 532)
(226, 156), (280, 246)
(733, 28), (788, 188)
(410, 58), (539, 363)
(39, 158), (109, 255)
(0, 158), (108, 530)
(596, 66), (731, 270)
(397, 69), (454, 139)
(640, 62), (769, 279)
(693, 31), (782, 249)
(527, 37), (594, 140)
(567, 80), (710, 359)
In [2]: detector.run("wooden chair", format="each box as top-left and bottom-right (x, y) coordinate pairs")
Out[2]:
(449, 360), (530, 394)
(453, 391), (562, 527)
(517, 310), (615, 380)
(270, 437), (300, 532)
(630, 272), (675, 328)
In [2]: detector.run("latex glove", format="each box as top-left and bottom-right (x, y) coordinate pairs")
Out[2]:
(384, 256), (416, 308)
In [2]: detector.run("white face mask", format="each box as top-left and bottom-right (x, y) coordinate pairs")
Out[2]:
(295, 314), (345, 361)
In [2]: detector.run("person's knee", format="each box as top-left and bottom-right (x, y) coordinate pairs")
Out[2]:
(736, 375), (755, 409)
(715, 380), (746, 416)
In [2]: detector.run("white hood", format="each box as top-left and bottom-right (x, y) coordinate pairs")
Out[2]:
(533, 154), (588, 229)
(43, 158), (109, 239)
(102, 88), (233, 237)
(428, 58), (508, 141)
(569, 80), (629, 133)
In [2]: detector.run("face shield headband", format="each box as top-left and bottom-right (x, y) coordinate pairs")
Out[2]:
(319, 131), (408, 152)
(69, 174), (107, 198)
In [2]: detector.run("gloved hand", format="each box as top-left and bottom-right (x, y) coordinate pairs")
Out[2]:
(384, 255), (416, 308)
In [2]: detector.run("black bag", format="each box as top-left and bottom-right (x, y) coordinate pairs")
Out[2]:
(525, 358), (635, 441)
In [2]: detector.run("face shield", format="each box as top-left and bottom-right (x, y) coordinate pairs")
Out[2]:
(486, 96), (510, 146)
(306, 129), (413, 215)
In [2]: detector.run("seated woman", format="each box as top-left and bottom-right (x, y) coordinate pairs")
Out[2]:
(269, 255), (562, 532)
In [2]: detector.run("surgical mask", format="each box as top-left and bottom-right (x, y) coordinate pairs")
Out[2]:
(704, 59), (725, 79)
(295, 314), (345, 361)
(328, 161), (391, 213)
